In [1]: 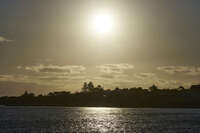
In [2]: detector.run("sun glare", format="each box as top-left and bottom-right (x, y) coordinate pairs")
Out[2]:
(91, 11), (115, 35)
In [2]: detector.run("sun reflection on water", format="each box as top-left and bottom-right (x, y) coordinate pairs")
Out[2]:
(80, 107), (123, 132)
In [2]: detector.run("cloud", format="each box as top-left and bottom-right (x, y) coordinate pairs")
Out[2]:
(17, 64), (86, 74)
(94, 64), (134, 87)
(96, 64), (134, 74)
(157, 66), (200, 76)
(39, 75), (86, 82)
(39, 76), (69, 81)
(132, 72), (195, 89)
(16, 64), (88, 90)
(0, 36), (12, 43)
(0, 74), (54, 96)
(0, 74), (38, 84)
(0, 73), (87, 94)
(135, 73), (156, 79)
(0, 80), (51, 96)
(100, 74), (115, 79)
(0, 75), (14, 81)
(95, 65), (185, 89)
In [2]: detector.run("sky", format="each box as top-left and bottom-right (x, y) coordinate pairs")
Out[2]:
(0, 0), (200, 96)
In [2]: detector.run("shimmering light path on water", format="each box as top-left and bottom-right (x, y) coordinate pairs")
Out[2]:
(1, 107), (200, 132)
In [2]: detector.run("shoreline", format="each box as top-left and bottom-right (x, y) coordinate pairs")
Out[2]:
(3, 105), (200, 109)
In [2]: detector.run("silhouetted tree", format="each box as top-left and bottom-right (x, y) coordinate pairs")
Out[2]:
(178, 86), (185, 91)
(88, 81), (94, 92)
(149, 84), (158, 92)
(48, 92), (55, 97)
(21, 91), (35, 98)
(82, 82), (88, 92)
(22, 90), (28, 97)
(94, 85), (104, 92)
(115, 87), (120, 91)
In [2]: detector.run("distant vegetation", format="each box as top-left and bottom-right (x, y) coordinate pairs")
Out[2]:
(1, 82), (200, 108)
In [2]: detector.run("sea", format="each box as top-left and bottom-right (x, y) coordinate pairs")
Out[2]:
(0, 106), (200, 133)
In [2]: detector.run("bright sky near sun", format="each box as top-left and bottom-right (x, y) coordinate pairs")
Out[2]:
(0, 0), (200, 96)
(91, 11), (115, 35)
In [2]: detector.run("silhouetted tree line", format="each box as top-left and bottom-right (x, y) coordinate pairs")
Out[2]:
(1, 82), (200, 108)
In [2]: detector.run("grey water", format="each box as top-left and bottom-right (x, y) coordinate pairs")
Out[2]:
(0, 107), (200, 133)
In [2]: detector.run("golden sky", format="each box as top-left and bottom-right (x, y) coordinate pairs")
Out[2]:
(0, 0), (200, 96)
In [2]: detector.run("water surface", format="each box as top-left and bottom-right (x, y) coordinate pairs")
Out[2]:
(1, 107), (200, 132)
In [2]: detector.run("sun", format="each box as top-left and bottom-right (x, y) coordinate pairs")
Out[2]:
(91, 11), (115, 35)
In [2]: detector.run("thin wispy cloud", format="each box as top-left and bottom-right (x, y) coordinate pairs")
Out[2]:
(134, 73), (156, 79)
(96, 64), (134, 74)
(17, 64), (86, 74)
(0, 36), (12, 43)
(157, 66), (200, 76)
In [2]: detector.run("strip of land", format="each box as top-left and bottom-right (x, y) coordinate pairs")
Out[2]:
(1, 82), (200, 108)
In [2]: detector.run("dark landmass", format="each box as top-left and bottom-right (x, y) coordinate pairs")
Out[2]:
(1, 82), (200, 108)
